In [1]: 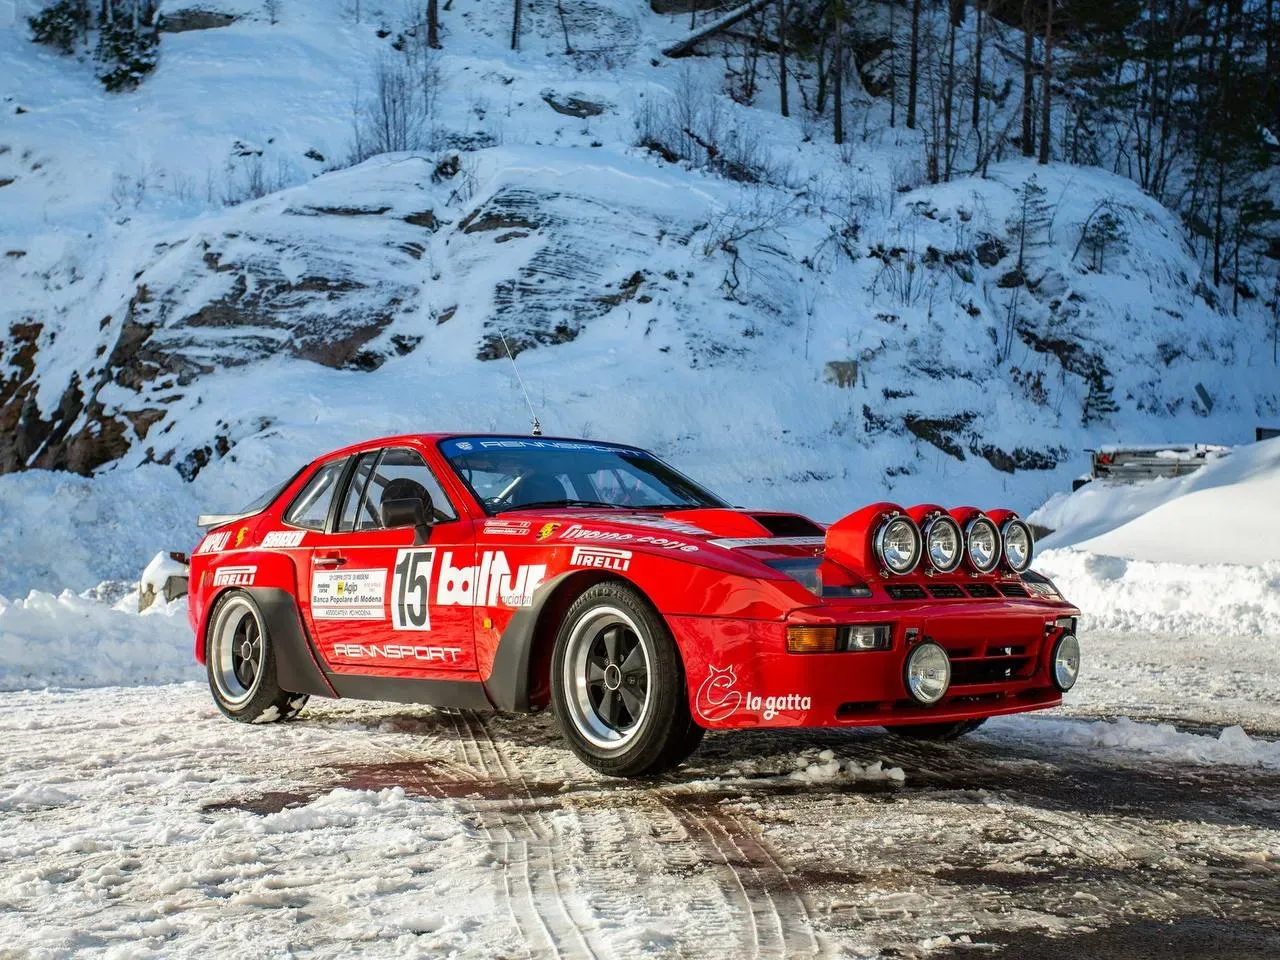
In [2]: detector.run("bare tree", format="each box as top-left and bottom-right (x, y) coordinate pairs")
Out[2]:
(1021, 0), (1035, 158)
(972, 0), (983, 128)
(907, 0), (921, 129)
(777, 0), (788, 117)
(510, 0), (521, 50)
(427, 0), (440, 47)
(832, 0), (844, 144)
(1038, 0), (1054, 164)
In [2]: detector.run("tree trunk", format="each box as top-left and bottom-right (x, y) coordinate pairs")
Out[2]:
(1021, 0), (1035, 157)
(943, 1), (960, 180)
(777, 0), (789, 117)
(888, 0), (896, 127)
(1038, 0), (1053, 164)
(511, 0), (521, 50)
(833, 1), (844, 144)
(907, 0), (921, 129)
(972, 0), (983, 128)
(428, 0), (441, 48)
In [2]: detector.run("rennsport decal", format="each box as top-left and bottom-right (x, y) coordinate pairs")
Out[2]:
(390, 548), (435, 631)
(570, 545), (632, 572)
(558, 524), (699, 553)
(333, 642), (461, 663)
(436, 551), (546, 608)
(311, 569), (386, 620)
(197, 531), (230, 554)
(483, 520), (532, 537)
(262, 530), (307, 548)
(212, 564), (257, 587)
(707, 536), (826, 549)
(694, 665), (812, 722)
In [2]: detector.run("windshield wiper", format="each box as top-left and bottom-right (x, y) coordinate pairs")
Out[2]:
(498, 499), (623, 512)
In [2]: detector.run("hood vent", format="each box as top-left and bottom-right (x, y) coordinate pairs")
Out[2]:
(751, 513), (825, 537)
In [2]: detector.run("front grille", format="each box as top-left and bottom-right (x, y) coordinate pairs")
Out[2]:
(927, 584), (965, 599)
(952, 658), (1032, 685)
(964, 583), (999, 598)
(885, 584), (928, 600)
(997, 583), (1030, 598)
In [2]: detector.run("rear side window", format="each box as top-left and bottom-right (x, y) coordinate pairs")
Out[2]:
(337, 452), (381, 532)
(283, 459), (347, 531)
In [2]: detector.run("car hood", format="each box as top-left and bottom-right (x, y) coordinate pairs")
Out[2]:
(497, 507), (827, 559)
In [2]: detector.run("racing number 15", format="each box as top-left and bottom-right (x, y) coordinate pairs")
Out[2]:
(392, 548), (436, 631)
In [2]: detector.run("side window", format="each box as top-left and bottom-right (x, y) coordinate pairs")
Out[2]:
(365, 448), (458, 527)
(283, 459), (347, 531)
(337, 452), (381, 532)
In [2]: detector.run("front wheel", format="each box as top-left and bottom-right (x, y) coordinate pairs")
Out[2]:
(885, 718), (986, 741)
(551, 582), (700, 777)
(206, 590), (308, 723)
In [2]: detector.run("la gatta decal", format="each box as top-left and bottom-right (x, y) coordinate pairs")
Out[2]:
(695, 665), (812, 722)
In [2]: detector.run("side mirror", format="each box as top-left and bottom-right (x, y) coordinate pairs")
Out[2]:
(381, 497), (432, 543)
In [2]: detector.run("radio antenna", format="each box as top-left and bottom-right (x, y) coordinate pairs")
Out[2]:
(498, 328), (542, 437)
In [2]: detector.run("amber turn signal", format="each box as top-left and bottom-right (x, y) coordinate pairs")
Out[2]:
(786, 626), (839, 653)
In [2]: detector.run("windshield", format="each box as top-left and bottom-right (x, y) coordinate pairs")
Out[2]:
(438, 437), (727, 515)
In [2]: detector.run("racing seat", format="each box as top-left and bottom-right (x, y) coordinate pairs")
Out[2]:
(507, 472), (566, 507)
(380, 477), (433, 527)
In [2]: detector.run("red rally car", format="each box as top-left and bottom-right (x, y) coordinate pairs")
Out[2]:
(188, 433), (1081, 776)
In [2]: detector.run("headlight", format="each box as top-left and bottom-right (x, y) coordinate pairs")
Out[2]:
(1051, 633), (1080, 691)
(904, 641), (950, 704)
(923, 515), (962, 573)
(1001, 518), (1033, 572)
(874, 515), (921, 575)
(965, 516), (1000, 573)
(766, 558), (872, 599)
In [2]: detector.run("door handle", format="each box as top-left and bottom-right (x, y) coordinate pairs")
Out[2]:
(315, 554), (347, 568)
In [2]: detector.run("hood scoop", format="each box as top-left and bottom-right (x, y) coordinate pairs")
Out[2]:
(661, 509), (826, 547)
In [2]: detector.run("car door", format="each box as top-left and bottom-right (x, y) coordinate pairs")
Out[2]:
(302, 445), (477, 677)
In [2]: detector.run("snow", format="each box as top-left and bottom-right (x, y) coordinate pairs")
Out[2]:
(1033, 437), (1280, 564)
(0, 588), (194, 691)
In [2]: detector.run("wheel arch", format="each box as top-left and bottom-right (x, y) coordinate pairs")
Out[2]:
(201, 585), (336, 698)
(485, 569), (673, 712)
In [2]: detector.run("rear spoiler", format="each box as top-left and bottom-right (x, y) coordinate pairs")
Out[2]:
(196, 512), (257, 530)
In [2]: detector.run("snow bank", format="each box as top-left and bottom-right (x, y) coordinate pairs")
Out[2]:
(1036, 548), (1280, 636)
(0, 466), (202, 597)
(993, 715), (1280, 770)
(1033, 437), (1280, 564)
(0, 588), (194, 691)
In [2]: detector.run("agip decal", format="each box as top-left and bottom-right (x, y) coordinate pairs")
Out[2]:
(311, 569), (387, 620)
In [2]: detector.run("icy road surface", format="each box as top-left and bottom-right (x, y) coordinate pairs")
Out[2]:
(3, 632), (1279, 960)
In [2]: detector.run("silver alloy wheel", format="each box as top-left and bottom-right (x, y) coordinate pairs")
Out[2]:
(563, 605), (652, 751)
(210, 596), (265, 706)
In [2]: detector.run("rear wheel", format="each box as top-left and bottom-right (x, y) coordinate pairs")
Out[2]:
(885, 719), (986, 741)
(551, 582), (699, 777)
(206, 590), (308, 723)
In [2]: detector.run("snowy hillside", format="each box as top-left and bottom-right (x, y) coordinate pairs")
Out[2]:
(2, 0), (1278, 596)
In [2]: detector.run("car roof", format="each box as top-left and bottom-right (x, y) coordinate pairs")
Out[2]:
(315, 433), (646, 462)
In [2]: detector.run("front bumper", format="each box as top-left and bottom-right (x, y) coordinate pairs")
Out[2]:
(671, 595), (1078, 729)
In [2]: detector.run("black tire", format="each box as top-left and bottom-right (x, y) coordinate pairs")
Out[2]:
(205, 589), (309, 724)
(885, 718), (986, 741)
(551, 581), (696, 777)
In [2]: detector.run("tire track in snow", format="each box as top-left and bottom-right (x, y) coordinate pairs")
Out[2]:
(665, 800), (825, 959)
(452, 710), (605, 960)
